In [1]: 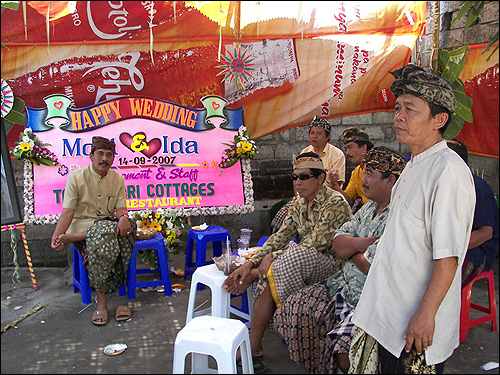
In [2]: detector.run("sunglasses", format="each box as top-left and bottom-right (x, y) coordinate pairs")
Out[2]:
(291, 173), (315, 181)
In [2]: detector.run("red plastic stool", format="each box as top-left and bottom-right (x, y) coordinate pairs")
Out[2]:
(460, 269), (498, 342)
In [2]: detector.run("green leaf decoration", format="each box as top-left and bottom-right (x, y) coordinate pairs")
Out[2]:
(450, 1), (474, 27)
(443, 115), (466, 140)
(3, 97), (26, 126)
(1, 1), (20, 13)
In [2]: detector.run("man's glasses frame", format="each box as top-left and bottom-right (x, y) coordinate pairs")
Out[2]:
(291, 173), (315, 181)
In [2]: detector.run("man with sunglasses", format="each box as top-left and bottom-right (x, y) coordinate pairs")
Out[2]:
(224, 152), (352, 372)
(273, 146), (407, 374)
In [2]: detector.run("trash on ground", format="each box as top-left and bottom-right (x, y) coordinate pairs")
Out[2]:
(103, 343), (127, 356)
(170, 267), (185, 277)
(1, 304), (47, 333)
(481, 362), (499, 371)
(14, 306), (22, 310)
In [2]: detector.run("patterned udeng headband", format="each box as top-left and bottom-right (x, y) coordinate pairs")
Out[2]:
(363, 146), (407, 176)
(292, 155), (325, 171)
(390, 64), (456, 113)
(309, 115), (331, 133)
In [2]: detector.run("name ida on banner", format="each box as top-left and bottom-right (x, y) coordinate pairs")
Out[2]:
(23, 94), (254, 225)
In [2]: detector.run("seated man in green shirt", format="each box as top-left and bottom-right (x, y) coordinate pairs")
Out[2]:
(224, 152), (352, 372)
(51, 136), (135, 326)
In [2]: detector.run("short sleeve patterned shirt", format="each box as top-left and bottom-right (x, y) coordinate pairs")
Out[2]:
(250, 185), (352, 265)
(326, 200), (390, 307)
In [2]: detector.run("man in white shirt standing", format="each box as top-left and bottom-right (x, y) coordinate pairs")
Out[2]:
(301, 116), (346, 189)
(352, 64), (475, 373)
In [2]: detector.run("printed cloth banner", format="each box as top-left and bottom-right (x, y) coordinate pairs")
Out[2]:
(455, 44), (499, 158)
(2, 1), (426, 143)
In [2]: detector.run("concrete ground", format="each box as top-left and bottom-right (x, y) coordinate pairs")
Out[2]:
(1, 253), (498, 374)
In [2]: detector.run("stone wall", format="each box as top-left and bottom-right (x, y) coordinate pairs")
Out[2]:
(2, 1), (498, 267)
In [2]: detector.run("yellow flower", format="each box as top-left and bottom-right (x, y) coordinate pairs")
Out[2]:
(237, 147), (243, 154)
(20, 143), (31, 152)
(240, 141), (252, 153)
(150, 221), (162, 231)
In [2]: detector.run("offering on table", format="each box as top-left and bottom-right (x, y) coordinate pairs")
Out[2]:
(136, 228), (156, 240)
(191, 223), (208, 231)
(238, 247), (259, 259)
(213, 254), (247, 274)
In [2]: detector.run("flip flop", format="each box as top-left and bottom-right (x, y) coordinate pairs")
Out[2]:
(115, 305), (132, 322)
(237, 355), (268, 374)
(92, 309), (108, 326)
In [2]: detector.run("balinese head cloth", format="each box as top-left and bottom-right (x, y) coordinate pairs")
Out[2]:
(292, 154), (325, 171)
(389, 64), (456, 113)
(363, 146), (407, 176)
(309, 115), (331, 134)
(341, 127), (370, 144)
(91, 136), (116, 154)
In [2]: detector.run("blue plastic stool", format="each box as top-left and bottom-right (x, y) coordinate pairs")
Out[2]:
(72, 245), (126, 305)
(256, 235), (297, 247)
(230, 289), (253, 329)
(184, 226), (232, 286)
(127, 232), (173, 299)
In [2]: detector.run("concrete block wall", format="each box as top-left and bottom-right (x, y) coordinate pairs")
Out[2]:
(2, 1), (498, 267)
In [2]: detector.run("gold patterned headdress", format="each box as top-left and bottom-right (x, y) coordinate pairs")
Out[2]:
(292, 154), (325, 171)
(362, 146), (407, 176)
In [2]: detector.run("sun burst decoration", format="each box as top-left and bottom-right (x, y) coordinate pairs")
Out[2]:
(216, 45), (256, 91)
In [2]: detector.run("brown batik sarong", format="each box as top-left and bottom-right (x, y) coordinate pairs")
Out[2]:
(273, 281), (338, 374)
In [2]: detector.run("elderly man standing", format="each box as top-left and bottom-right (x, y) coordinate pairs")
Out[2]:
(302, 116), (346, 189)
(352, 64), (475, 373)
(51, 136), (135, 326)
(224, 152), (352, 373)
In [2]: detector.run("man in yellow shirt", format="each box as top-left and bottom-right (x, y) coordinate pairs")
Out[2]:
(51, 136), (135, 326)
(330, 127), (373, 213)
(301, 116), (346, 188)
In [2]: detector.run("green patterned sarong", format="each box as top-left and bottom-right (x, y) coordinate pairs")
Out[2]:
(85, 219), (135, 294)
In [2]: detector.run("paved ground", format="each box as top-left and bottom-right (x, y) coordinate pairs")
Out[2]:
(1, 253), (498, 374)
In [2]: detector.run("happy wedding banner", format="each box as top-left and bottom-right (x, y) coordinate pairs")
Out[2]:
(23, 95), (255, 224)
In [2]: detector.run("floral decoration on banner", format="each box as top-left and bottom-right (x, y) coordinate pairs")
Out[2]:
(10, 127), (59, 166)
(216, 45), (256, 91)
(1, 79), (14, 118)
(219, 126), (258, 171)
(132, 209), (189, 269)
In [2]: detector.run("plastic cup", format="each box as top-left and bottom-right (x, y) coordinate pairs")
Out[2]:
(237, 238), (249, 251)
(240, 228), (252, 241)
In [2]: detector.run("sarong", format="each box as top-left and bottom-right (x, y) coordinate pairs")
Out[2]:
(273, 281), (337, 374)
(75, 218), (136, 294)
(266, 241), (340, 307)
(348, 327), (379, 374)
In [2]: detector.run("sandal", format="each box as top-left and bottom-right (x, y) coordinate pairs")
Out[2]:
(237, 355), (268, 374)
(92, 309), (108, 326)
(115, 305), (132, 322)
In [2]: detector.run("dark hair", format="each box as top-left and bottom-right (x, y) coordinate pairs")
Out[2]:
(446, 138), (469, 164)
(428, 102), (452, 135)
(296, 152), (326, 178)
(352, 139), (374, 152)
